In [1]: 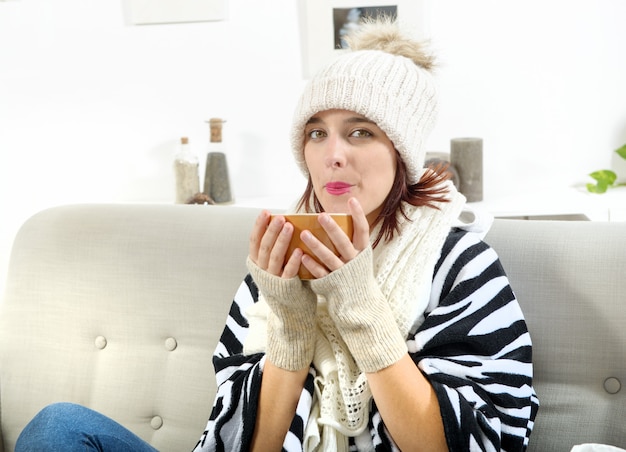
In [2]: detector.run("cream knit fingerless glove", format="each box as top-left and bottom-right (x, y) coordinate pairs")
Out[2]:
(246, 257), (317, 371)
(310, 247), (408, 373)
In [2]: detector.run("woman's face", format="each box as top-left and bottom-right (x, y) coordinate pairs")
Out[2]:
(303, 109), (397, 225)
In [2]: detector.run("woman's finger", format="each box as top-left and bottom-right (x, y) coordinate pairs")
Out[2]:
(282, 247), (303, 279)
(317, 212), (358, 263)
(249, 210), (271, 263)
(348, 197), (370, 251)
(300, 229), (345, 273)
(256, 214), (285, 270)
(266, 221), (294, 276)
(301, 252), (330, 279)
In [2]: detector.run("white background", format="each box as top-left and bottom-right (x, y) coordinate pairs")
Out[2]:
(1, 0), (626, 293)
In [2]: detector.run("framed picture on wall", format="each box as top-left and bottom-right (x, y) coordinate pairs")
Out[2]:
(297, 0), (430, 78)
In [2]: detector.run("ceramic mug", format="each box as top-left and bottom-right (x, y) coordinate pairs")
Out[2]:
(272, 213), (354, 279)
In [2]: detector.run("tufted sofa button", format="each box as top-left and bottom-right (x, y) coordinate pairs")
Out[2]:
(164, 337), (177, 351)
(150, 415), (163, 430)
(94, 336), (107, 349)
(604, 377), (621, 394)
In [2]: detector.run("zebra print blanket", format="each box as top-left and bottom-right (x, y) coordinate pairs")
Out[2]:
(193, 227), (538, 451)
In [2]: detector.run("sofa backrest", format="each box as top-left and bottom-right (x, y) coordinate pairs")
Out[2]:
(485, 219), (626, 451)
(1, 204), (624, 451)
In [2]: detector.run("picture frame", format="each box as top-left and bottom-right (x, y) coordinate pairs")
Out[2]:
(297, 0), (430, 79)
(122, 0), (228, 25)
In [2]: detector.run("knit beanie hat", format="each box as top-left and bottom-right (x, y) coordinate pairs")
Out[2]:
(291, 18), (438, 185)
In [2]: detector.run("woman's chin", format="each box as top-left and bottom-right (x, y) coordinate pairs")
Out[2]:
(319, 200), (350, 214)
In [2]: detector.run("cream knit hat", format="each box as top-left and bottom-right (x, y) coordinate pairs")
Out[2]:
(291, 18), (438, 184)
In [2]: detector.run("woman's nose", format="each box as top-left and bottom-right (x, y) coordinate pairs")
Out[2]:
(324, 136), (347, 168)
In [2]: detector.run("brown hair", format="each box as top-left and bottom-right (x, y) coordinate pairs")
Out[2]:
(296, 156), (452, 248)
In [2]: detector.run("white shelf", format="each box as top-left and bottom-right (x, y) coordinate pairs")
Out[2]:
(471, 185), (625, 222)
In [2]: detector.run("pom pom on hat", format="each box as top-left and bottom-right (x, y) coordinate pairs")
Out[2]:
(291, 17), (438, 184)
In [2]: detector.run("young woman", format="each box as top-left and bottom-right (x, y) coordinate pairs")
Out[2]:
(194, 17), (538, 452)
(16, 17), (537, 452)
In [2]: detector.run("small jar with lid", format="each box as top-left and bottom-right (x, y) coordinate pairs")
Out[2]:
(203, 118), (233, 204)
(173, 137), (200, 204)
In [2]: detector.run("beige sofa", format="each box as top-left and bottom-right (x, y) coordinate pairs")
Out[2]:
(0, 203), (625, 451)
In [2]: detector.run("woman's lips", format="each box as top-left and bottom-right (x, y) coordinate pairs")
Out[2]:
(324, 181), (354, 195)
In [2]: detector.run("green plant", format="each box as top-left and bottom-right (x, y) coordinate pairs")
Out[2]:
(586, 143), (626, 193)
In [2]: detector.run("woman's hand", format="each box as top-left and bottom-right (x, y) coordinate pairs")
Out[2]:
(249, 210), (303, 279)
(247, 215), (318, 451)
(301, 197), (370, 279)
(246, 211), (318, 370)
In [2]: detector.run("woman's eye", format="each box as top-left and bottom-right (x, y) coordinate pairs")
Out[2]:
(308, 129), (326, 139)
(350, 129), (372, 138)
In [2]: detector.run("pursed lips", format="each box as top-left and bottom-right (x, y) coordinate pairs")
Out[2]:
(324, 181), (354, 195)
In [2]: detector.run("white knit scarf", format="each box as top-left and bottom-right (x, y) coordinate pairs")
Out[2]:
(244, 183), (465, 451)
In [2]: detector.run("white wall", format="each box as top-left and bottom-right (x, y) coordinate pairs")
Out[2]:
(1, 0), (626, 293)
(428, 1), (626, 191)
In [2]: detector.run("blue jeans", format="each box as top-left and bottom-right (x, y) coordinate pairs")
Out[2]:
(15, 402), (159, 452)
